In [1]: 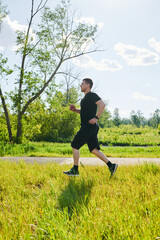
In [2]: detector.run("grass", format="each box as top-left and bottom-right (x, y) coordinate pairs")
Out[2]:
(0, 160), (160, 239)
(98, 126), (160, 146)
(0, 125), (160, 158)
(1, 142), (160, 158)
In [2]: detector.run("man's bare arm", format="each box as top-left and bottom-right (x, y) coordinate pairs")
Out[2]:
(89, 100), (106, 125)
(70, 105), (81, 114)
(96, 100), (106, 119)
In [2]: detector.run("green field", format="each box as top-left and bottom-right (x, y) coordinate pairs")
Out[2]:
(0, 161), (160, 239)
(1, 142), (160, 158)
(98, 126), (160, 146)
(0, 125), (160, 158)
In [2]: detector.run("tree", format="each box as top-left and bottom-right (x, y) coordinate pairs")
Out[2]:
(0, 0), (8, 30)
(130, 110), (141, 127)
(2, 0), (100, 143)
(121, 118), (131, 125)
(148, 109), (160, 128)
(58, 64), (82, 105)
(0, 1), (13, 142)
(0, 55), (13, 142)
(130, 110), (147, 127)
(113, 108), (121, 127)
(98, 103), (111, 128)
(25, 92), (80, 142)
(137, 110), (147, 126)
(130, 110), (140, 127)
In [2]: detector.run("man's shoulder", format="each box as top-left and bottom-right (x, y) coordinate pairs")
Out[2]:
(88, 91), (99, 96)
(90, 92), (101, 99)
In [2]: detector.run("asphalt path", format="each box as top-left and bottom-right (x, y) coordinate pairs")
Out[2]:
(1, 156), (160, 165)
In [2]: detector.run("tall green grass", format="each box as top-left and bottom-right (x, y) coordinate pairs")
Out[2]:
(0, 142), (160, 158)
(98, 126), (160, 146)
(0, 161), (160, 239)
(0, 125), (160, 158)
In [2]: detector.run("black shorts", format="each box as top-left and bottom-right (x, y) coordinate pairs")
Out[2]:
(71, 123), (100, 152)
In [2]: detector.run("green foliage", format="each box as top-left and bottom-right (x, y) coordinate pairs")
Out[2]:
(0, 114), (17, 143)
(0, 0), (9, 28)
(112, 108), (121, 127)
(130, 110), (145, 127)
(148, 109), (160, 128)
(158, 123), (160, 135)
(22, 94), (80, 142)
(0, 116), (8, 143)
(0, 54), (13, 77)
(1, 0), (99, 143)
(98, 107), (111, 128)
(98, 125), (160, 146)
(35, 105), (79, 142)
(0, 161), (160, 239)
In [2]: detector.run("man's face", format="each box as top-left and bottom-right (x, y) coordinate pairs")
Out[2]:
(80, 80), (88, 92)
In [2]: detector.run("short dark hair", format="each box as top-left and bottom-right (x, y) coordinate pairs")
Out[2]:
(83, 78), (93, 89)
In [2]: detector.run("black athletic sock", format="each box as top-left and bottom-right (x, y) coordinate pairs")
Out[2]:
(106, 161), (112, 168)
(74, 165), (78, 171)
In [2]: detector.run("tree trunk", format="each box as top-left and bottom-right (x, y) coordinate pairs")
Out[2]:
(16, 113), (22, 144)
(0, 87), (13, 143)
(16, 55), (25, 144)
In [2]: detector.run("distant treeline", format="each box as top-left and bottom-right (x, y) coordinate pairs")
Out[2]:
(108, 108), (160, 128)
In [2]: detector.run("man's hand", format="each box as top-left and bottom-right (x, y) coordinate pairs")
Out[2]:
(89, 117), (98, 125)
(70, 105), (81, 114)
(70, 105), (76, 112)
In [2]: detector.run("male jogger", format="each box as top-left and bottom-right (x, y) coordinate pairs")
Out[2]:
(63, 78), (118, 176)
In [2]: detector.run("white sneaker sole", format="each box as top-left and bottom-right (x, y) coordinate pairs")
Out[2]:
(63, 172), (79, 177)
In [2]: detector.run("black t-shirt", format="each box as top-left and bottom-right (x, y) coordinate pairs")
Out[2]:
(80, 92), (101, 126)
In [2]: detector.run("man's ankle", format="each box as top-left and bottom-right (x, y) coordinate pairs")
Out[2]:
(106, 161), (112, 168)
(74, 165), (78, 171)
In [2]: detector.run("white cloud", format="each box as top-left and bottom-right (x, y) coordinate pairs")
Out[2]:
(133, 92), (158, 101)
(114, 43), (159, 66)
(72, 55), (122, 71)
(0, 16), (34, 51)
(75, 17), (104, 30)
(148, 38), (160, 53)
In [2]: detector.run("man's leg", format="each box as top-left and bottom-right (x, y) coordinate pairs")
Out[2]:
(91, 148), (109, 164)
(91, 148), (118, 176)
(63, 126), (86, 176)
(63, 148), (79, 176)
(72, 147), (80, 166)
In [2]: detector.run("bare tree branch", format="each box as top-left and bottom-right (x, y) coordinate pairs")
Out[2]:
(21, 58), (63, 115)
(63, 48), (103, 62)
(32, 0), (48, 17)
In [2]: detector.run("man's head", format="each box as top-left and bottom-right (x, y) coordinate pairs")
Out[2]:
(81, 78), (93, 93)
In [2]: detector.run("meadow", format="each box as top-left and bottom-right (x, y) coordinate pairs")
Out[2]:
(0, 125), (160, 158)
(0, 161), (160, 239)
(98, 126), (160, 146)
(0, 142), (160, 158)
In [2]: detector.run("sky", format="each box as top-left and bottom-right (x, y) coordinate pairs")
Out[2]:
(0, 0), (160, 119)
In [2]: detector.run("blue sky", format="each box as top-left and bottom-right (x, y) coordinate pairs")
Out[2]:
(0, 0), (160, 118)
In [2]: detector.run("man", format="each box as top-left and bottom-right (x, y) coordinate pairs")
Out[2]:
(63, 78), (118, 176)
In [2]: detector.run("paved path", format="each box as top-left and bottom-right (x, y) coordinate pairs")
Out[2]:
(1, 156), (160, 165)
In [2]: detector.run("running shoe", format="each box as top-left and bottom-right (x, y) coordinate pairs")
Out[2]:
(109, 163), (118, 176)
(63, 167), (79, 176)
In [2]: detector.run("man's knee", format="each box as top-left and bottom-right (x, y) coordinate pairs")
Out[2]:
(71, 141), (74, 148)
(91, 148), (97, 154)
(71, 141), (79, 151)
